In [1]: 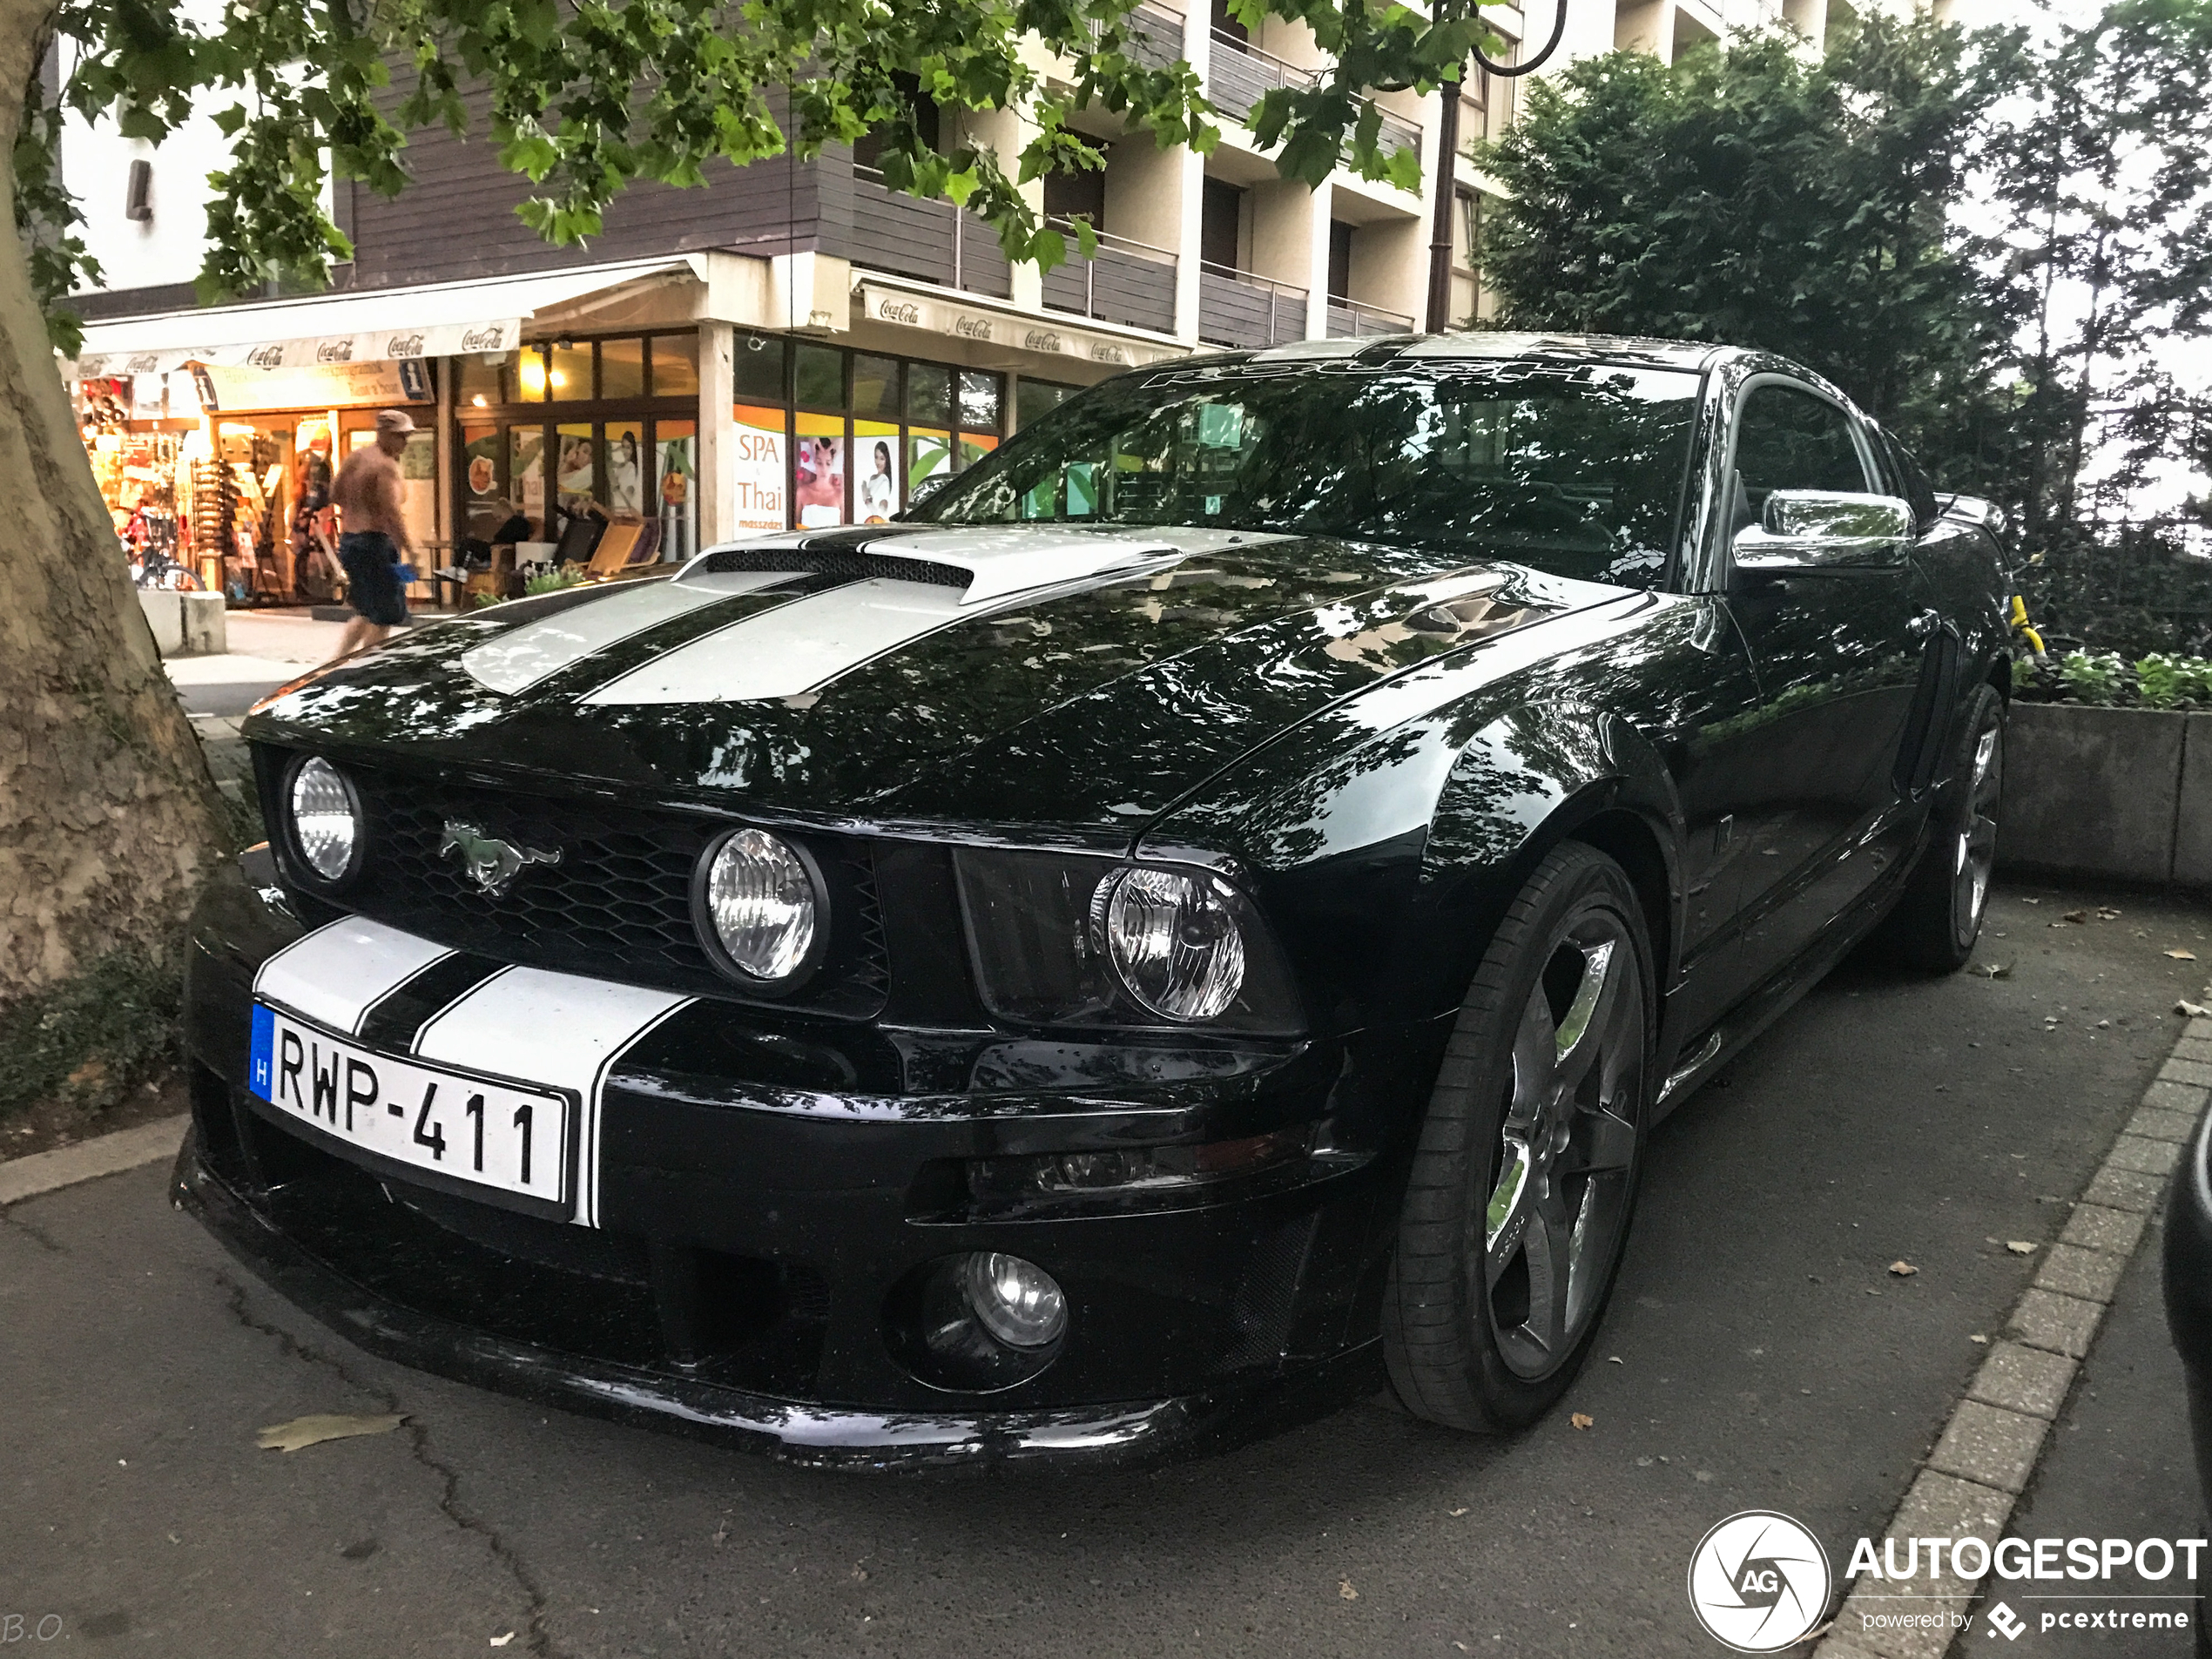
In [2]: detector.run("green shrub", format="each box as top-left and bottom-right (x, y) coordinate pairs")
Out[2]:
(0, 941), (184, 1122)
(2055, 651), (2128, 704)
(524, 567), (583, 597)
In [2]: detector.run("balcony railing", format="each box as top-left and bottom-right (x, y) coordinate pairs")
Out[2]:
(1041, 221), (1178, 335)
(1325, 296), (1415, 338)
(1207, 30), (1318, 125)
(1197, 261), (1308, 348)
(849, 165), (1011, 301)
(1209, 34), (1423, 165)
(1089, 1), (1187, 72)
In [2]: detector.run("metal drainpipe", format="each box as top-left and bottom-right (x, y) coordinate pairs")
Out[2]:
(1425, 66), (1465, 334)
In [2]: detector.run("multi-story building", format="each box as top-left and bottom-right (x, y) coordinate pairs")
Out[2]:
(62, 0), (1872, 587)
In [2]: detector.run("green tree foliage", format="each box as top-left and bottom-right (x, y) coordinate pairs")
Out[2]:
(1975, 0), (2212, 545)
(16, 0), (1503, 352)
(1473, 16), (2015, 496)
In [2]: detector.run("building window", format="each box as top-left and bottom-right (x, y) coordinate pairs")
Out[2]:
(1452, 188), (1483, 326)
(1200, 178), (1245, 272)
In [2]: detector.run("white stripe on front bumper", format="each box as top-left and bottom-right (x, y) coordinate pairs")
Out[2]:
(253, 918), (455, 1035)
(411, 965), (691, 1227)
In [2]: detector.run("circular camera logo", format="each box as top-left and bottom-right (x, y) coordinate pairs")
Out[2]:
(1687, 1510), (1832, 1653)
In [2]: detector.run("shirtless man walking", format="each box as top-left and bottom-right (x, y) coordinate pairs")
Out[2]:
(328, 408), (421, 659)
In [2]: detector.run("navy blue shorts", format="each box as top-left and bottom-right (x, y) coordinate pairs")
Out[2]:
(339, 531), (408, 625)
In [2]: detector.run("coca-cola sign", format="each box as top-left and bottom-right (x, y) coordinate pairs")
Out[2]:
(314, 338), (355, 363)
(876, 299), (922, 325)
(954, 314), (993, 341)
(460, 325), (508, 353)
(384, 333), (426, 358)
(245, 343), (286, 368)
(1023, 329), (1063, 354)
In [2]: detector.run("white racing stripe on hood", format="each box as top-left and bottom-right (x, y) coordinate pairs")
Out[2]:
(411, 965), (692, 1229)
(461, 570), (797, 695)
(580, 577), (974, 705)
(253, 918), (455, 1035)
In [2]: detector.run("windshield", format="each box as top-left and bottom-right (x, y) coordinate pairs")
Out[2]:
(917, 359), (1704, 588)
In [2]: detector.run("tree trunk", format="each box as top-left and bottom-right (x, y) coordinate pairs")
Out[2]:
(0, 0), (226, 1001)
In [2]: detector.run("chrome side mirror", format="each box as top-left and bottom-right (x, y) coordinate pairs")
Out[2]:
(1734, 489), (1913, 573)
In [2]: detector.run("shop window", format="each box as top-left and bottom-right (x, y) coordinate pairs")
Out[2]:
(792, 411), (847, 529)
(1016, 379), (1076, 430)
(651, 333), (699, 399)
(605, 421), (646, 516)
(547, 342), (592, 401)
(457, 354), (503, 411)
(795, 344), (846, 412)
(516, 347), (550, 403)
(732, 334), (786, 404)
(908, 428), (953, 499)
(555, 423), (597, 519)
(907, 363), (954, 428)
(852, 354), (900, 419)
(656, 419), (699, 558)
(958, 369), (1004, 435)
(854, 421), (900, 524)
(599, 337), (645, 401)
(461, 422), (506, 542)
(510, 428), (546, 536)
(729, 405), (786, 536)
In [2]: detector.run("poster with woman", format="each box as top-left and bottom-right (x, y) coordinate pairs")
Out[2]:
(606, 426), (644, 515)
(854, 421), (900, 523)
(556, 428), (596, 515)
(510, 429), (544, 536)
(793, 433), (846, 529)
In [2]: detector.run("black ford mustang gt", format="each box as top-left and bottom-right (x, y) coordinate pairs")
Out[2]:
(179, 334), (2013, 1468)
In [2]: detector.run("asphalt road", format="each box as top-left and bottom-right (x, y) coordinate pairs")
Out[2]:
(3, 883), (2206, 1659)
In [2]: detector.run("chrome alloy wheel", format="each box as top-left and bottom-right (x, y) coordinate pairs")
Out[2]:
(1482, 917), (1644, 1380)
(1952, 714), (2003, 948)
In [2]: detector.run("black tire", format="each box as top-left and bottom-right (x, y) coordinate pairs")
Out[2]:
(1871, 683), (2005, 974)
(1382, 841), (1655, 1433)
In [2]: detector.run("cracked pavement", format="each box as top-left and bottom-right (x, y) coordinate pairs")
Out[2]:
(1, 884), (2205, 1657)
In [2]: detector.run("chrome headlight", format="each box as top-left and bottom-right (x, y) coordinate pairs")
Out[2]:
(953, 849), (1301, 1034)
(697, 828), (819, 982)
(1099, 867), (1247, 1022)
(287, 756), (361, 882)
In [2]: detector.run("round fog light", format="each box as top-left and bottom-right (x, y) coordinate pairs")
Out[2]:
(961, 1252), (1067, 1350)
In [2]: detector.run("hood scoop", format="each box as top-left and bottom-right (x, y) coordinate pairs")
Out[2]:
(696, 525), (1180, 607)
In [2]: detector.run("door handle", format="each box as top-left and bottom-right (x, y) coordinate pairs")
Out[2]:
(1906, 609), (1941, 639)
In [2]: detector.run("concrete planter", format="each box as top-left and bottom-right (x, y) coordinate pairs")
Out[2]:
(138, 590), (226, 658)
(1999, 702), (2212, 887)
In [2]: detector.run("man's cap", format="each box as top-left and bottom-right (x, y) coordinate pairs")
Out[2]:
(374, 408), (416, 435)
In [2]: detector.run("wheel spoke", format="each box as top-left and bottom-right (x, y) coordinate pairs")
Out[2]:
(1509, 984), (1557, 1130)
(1485, 1136), (1534, 1270)
(1553, 939), (1619, 1090)
(1521, 1191), (1575, 1354)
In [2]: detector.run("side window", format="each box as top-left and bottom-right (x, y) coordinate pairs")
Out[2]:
(1731, 385), (1870, 515)
(1878, 428), (1941, 529)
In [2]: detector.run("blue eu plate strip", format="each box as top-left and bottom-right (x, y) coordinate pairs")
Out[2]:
(248, 1003), (276, 1103)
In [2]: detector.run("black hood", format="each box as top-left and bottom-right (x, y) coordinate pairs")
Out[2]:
(245, 524), (1617, 839)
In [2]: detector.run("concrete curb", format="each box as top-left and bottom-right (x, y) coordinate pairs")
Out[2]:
(1809, 1028), (2202, 1659)
(0, 1115), (191, 1208)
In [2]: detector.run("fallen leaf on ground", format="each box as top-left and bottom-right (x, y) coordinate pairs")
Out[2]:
(1448, 1507), (1468, 1516)
(2180, 1001), (2210, 1018)
(1888, 1260), (1919, 1277)
(489, 1637), (514, 1650)
(257, 1413), (406, 1453)
(1608, 1354), (1624, 1365)
(2169, 949), (2199, 961)
(2021, 897), (2040, 904)
(1570, 1413), (1595, 1429)
(1339, 1580), (1359, 1602)
(1969, 1333), (1989, 1344)
(2099, 907), (2122, 919)
(2006, 1241), (2036, 1255)
(2061, 909), (2087, 923)
(1969, 961), (2013, 979)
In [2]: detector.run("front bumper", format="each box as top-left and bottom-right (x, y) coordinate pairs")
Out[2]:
(2163, 1094), (2212, 1501)
(181, 860), (1436, 1467)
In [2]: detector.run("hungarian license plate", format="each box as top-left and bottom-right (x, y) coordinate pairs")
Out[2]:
(247, 1002), (570, 1211)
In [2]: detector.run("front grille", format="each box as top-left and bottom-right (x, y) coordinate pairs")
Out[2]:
(322, 765), (888, 1017)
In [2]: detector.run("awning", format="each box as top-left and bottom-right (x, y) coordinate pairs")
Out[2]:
(854, 279), (1184, 371)
(67, 258), (705, 379)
